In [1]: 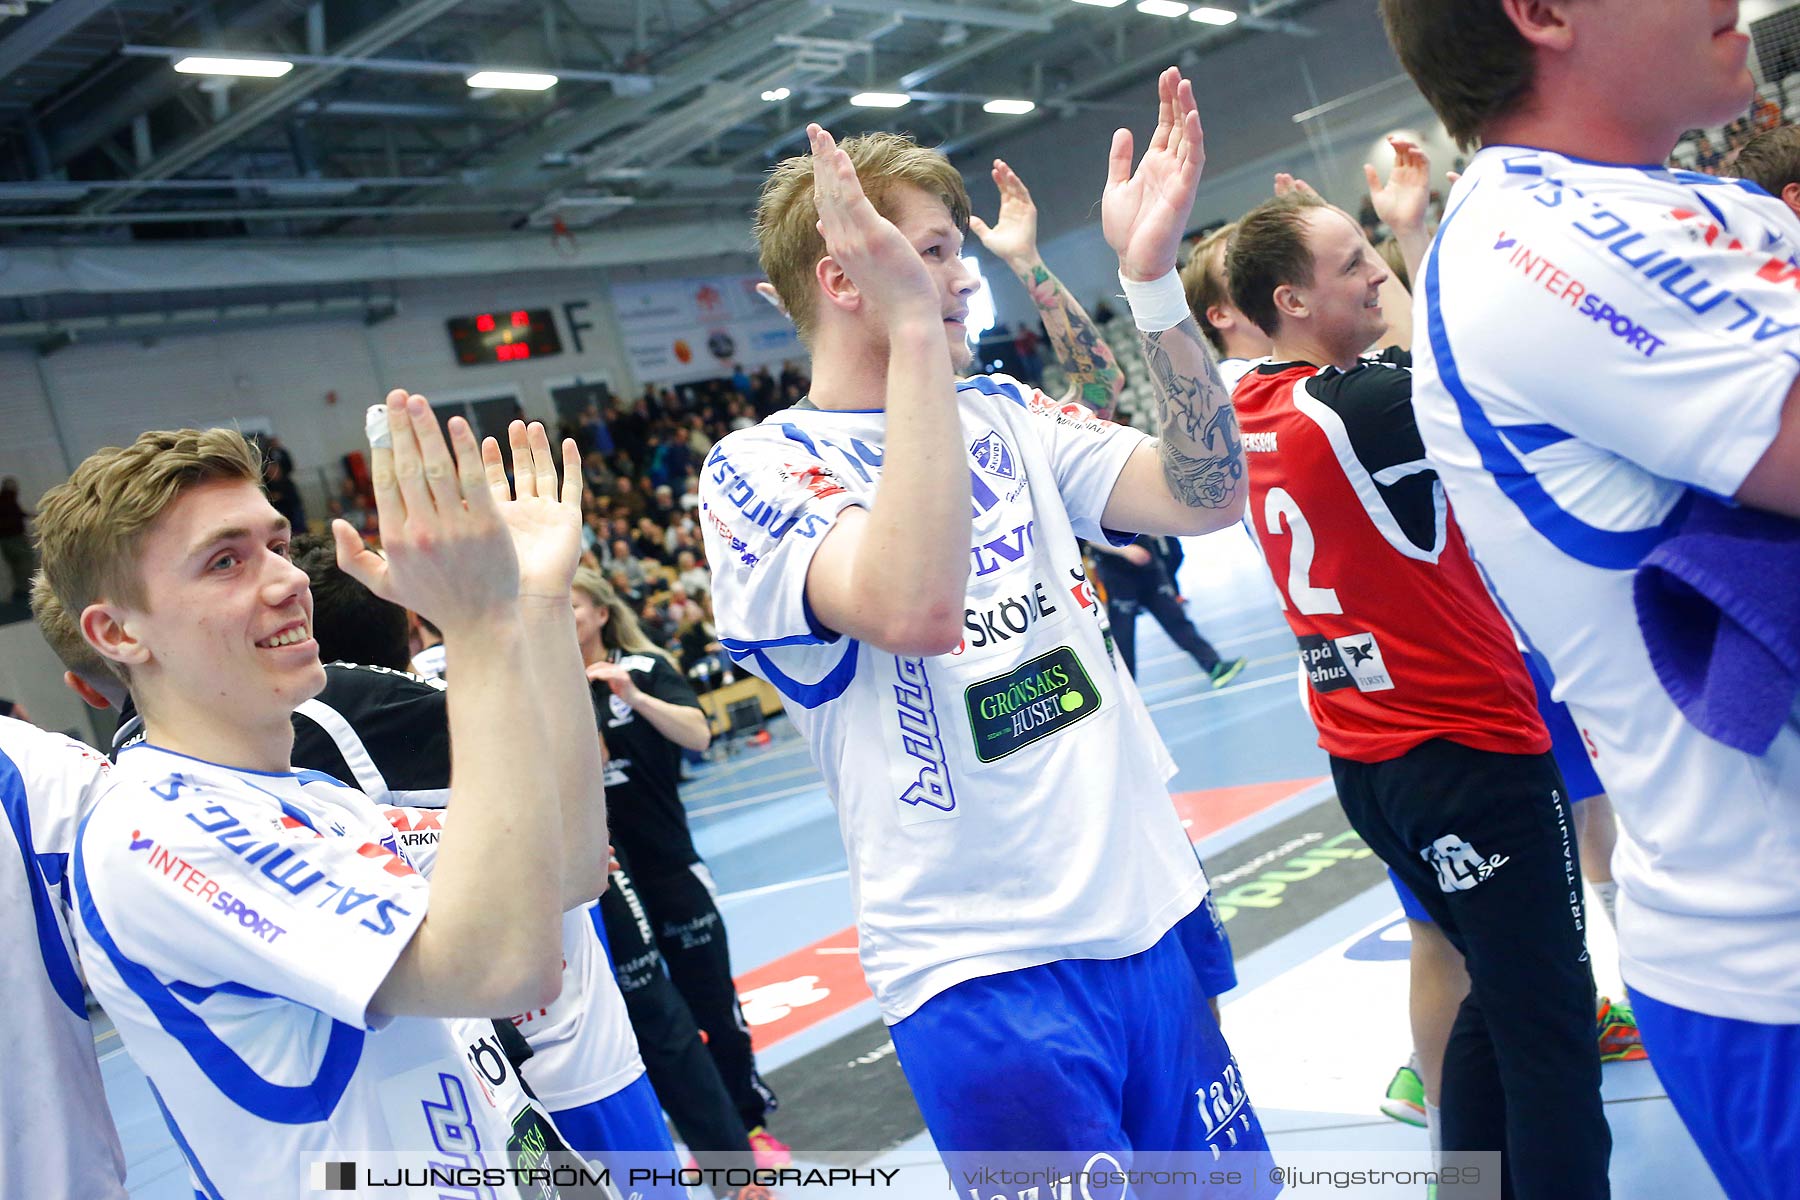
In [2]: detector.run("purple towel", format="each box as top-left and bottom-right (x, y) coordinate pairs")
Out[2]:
(1633, 494), (1800, 755)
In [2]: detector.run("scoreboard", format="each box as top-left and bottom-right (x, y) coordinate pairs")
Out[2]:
(448, 308), (563, 366)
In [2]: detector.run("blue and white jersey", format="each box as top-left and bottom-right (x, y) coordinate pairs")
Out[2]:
(75, 742), (566, 1198)
(0, 717), (128, 1200)
(377, 807), (643, 1112)
(698, 375), (1209, 1022)
(1411, 144), (1800, 1023)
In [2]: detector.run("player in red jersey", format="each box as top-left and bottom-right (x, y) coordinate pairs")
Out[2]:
(1225, 190), (1610, 1200)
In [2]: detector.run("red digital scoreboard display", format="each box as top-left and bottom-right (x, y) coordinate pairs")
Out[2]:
(447, 308), (564, 366)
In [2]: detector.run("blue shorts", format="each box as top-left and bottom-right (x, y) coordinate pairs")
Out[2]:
(551, 1072), (688, 1200)
(1627, 987), (1800, 1200)
(888, 904), (1278, 1199)
(1521, 650), (1603, 801)
(1388, 868), (1433, 923)
(1185, 889), (1239, 998)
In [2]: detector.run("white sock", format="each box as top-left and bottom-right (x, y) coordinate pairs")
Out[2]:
(1426, 1101), (1442, 1158)
(1593, 880), (1619, 929)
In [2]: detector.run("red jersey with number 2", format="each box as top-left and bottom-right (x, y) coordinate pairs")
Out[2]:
(1232, 355), (1547, 763)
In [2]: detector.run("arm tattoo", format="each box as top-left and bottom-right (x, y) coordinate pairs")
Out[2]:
(1020, 261), (1125, 417)
(1141, 323), (1245, 510)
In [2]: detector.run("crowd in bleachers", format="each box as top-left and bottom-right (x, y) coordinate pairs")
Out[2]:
(317, 361), (812, 697)
(1675, 79), (1794, 172)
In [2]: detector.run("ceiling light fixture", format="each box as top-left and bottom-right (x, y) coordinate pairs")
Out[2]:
(849, 91), (911, 108)
(1137, 0), (1188, 15)
(172, 56), (294, 78)
(1189, 6), (1238, 23)
(983, 98), (1036, 115)
(466, 70), (558, 91)
(761, 87), (791, 102)
(1070, 0), (1128, 7)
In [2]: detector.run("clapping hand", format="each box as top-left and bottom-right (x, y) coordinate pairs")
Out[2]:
(480, 420), (584, 601)
(970, 159), (1042, 274)
(1364, 137), (1431, 237)
(808, 123), (938, 329)
(1103, 67), (1206, 282)
(334, 391), (519, 632)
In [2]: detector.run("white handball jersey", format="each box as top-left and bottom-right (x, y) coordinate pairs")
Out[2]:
(699, 375), (1209, 1022)
(1411, 145), (1800, 1023)
(0, 717), (129, 1200)
(379, 807), (643, 1112)
(1216, 355), (1269, 392)
(76, 742), (570, 1198)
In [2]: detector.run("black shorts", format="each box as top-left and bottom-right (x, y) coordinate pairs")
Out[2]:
(1331, 737), (1583, 945)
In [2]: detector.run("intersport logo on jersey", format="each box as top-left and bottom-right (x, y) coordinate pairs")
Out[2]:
(1490, 232), (1666, 358)
(1502, 164), (1800, 348)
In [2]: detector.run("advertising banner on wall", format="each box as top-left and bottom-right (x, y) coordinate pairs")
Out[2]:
(610, 274), (803, 385)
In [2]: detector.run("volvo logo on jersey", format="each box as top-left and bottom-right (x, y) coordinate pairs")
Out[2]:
(1297, 632), (1395, 694)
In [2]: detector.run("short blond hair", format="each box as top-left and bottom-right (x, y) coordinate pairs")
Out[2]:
(29, 570), (111, 682)
(1181, 223), (1238, 354)
(36, 428), (263, 680)
(755, 131), (970, 346)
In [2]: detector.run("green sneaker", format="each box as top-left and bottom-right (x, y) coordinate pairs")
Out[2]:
(1210, 656), (1248, 689)
(1379, 1063), (1427, 1127)
(1597, 996), (1648, 1063)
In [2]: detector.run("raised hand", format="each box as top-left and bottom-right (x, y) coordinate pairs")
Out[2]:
(1103, 67), (1206, 282)
(481, 420), (584, 601)
(1273, 172), (1320, 199)
(970, 158), (1040, 272)
(808, 123), (937, 327)
(334, 390), (519, 631)
(1364, 137), (1431, 236)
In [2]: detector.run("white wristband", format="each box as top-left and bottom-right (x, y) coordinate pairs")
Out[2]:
(1118, 268), (1190, 333)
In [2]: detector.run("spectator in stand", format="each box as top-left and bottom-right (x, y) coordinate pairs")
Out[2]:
(681, 478), (704, 513)
(730, 363), (752, 399)
(751, 365), (776, 412)
(1754, 92), (1783, 132)
(1012, 323), (1045, 383)
(677, 607), (728, 693)
(584, 451), (615, 495)
(633, 517), (672, 566)
(647, 484), (678, 528)
(610, 565), (645, 607)
(686, 415), (714, 459)
(1695, 132), (1724, 171)
(0, 476), (35, 603)
(263, 456), (306, 534)
(614, 476), (648, 523)
(582, 510), (608, 555)
(612, 541), (649, 591)
(614, 399), (652, 466)
(654, 436), (692, 493)
(262, 434), (295, 478)
(676, 550), (710, 598)
(581, 403), (615, 458)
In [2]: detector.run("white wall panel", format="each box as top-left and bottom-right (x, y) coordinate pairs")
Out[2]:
(0, 349), (73, 509)
(22, 264), (685, 519)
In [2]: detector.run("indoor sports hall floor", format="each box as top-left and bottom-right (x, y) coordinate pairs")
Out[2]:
(98, 526), (1722, 1199)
